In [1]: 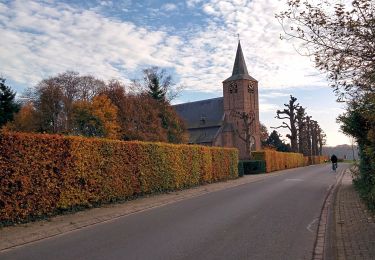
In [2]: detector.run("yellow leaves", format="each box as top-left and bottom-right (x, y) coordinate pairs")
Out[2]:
(71, 95), (120, 139)
(91, 95), (120, 139)
(5, 102), (39, 133)
(309, 156), (329, 165)
(1, 132), (238, 224)
(253, 150), (328, 173)
(252, 150), (305, 173)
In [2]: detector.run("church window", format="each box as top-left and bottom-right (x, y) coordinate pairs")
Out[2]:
(248, 82), (255, 93)
(229, 82), (238, 94)
(200, 116), (207, 125)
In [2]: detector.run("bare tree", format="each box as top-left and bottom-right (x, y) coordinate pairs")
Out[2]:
(317, 126), (327, 156)
(304, 116), (312, 157)
(311, 120), (322, 156)
(273, 95), (299, 152)
(276, 0), (375, 100)
(131, 67), (184, 103)
(296, 106), (307, 154)
(24, 71), (105, 133)
(260, 122), (269, 148)
(231, 110), (256, 158)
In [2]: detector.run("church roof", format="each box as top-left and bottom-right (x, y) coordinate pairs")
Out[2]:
(223, 41), (256, 82)
(174, 97), (224, 129)
(173, 97), (224, 144)
(187, 126), (222, 144)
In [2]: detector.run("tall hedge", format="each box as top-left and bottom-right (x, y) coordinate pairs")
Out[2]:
(0, 132), (238, 224)
(252, 150), (328, 173)
(252, 150), (305, 173)
(309, 155), (329, 165)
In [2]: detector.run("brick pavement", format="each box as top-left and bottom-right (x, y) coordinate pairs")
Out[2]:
(334, 171), (375, 260)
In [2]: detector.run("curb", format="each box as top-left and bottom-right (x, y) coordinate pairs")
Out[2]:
(312, 168), (346, 260)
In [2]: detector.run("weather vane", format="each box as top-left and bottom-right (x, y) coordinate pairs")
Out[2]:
(237, 33), (240, 41)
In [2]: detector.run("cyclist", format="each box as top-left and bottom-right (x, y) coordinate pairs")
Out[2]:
(330, 154), (338, 172)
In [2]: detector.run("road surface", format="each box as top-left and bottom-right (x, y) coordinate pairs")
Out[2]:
(1, 163), (348, 260)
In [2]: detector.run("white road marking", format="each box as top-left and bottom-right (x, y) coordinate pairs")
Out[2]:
(307, 218), (319, 233)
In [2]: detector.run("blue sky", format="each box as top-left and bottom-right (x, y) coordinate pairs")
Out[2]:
(0, 0), (351, 146)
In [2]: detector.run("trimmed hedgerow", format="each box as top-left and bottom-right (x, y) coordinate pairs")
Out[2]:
(238, 160), (266, 175)
(0, 132), (238, 224)
(252, 150), (328, 173)
(252, 150), (305, 173)
(309, 155), (329, 165)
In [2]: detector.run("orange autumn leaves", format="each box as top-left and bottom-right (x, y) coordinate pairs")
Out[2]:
(72, 95), (120, 139)
(101, 85), (187, 143)
(5, 71), (187, 143)
(7, 94), (120, 139)
(0, 132), (238, 224)
(252, 149), (328, 173)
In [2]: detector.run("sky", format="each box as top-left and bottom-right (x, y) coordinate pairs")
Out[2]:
(0, 0), (351, 146)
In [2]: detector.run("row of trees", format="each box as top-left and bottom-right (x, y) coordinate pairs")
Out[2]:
(273, 95), (326, 156)
(277, 0), (374, 208)
(2, 68), (187, 143)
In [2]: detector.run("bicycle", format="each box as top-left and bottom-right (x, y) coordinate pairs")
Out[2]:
(332, 162), (338, 172)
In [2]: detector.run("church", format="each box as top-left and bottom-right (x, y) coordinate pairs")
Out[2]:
(174, 41), (261, 159)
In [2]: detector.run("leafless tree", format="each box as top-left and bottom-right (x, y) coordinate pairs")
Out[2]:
(131, 66), (184, 103)
(231, 110), (256, 158)
(25, 71), (105, 133)
(317, 126), (327, 156)
(296, 106), (307, 154)
(276, 0), (375, 101)
(273, 95), (299, 152)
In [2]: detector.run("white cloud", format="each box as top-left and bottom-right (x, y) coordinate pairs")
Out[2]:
(259, 102), (279, 113)
(0, 1), (181, 86)
(261, 92), (291, 99)
(100, 1), (112, 6)
(0, 0), (350, 145)
(183, 0), (328, 92)
(162, 3), (178, 11)
(0, 0), (326, 93)
(103, 0), (325, 94)
(186, 0), (204, 8)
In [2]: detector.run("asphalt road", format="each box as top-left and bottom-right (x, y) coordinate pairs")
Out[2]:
(1, 164), (348, 260)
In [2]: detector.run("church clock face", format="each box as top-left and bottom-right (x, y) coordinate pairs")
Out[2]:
(229, 82), (238, 94)
(248, 81), (255, 93)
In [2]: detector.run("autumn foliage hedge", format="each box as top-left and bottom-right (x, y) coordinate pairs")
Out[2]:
(252, 150), (329, 173)
(309, 156), (329, 164)
(0, 132), (238, 224)
(252, 150), (305, 173)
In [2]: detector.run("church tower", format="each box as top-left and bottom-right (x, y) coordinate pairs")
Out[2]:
(222, 41), (261, 159)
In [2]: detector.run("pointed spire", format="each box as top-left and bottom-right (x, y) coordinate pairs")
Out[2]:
(232, 41), (249, 76)
(223, 40), (256, 82)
